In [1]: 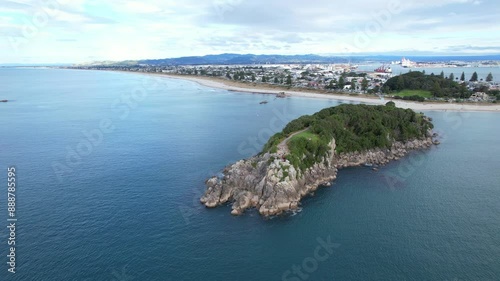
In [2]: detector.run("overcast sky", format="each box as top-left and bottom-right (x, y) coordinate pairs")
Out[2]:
(1, 0), (499, 64)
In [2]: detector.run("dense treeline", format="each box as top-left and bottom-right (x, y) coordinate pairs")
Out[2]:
(383, 71), (470, 98)
(393, 95), (425, 102)
(262, 104), (433, 171)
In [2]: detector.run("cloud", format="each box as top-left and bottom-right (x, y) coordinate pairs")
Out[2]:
(0, 1), (32, 12)
(445, 45), (500, 52)
(123, 2), (162, 13)
(0, 0), (499, 63)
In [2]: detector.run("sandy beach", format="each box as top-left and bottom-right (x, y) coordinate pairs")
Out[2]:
(121, 71), (500, 112)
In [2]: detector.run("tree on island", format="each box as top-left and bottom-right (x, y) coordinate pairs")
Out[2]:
(486, 73), (493, 82)
(286, 75), (292, 85)
(350, 80), (356, 91)
(470, 72), (478, 82)
(460, 72), (465, 81)
(448, 73), (454, 81)
(226, 72), (231, 79)
(251, 74), (256, 82)
(385, 101), (396, 107)
(274, 77), (279, 84)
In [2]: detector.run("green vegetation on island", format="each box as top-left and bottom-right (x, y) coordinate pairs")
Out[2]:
(262, 104), (433, 172)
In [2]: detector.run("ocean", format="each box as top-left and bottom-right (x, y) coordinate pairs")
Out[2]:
(0, 68), (499, 281)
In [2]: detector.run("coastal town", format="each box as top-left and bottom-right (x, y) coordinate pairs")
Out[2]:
(70, 57), (500, 103)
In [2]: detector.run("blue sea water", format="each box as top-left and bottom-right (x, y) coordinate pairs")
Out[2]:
(0, 68), (499, 281)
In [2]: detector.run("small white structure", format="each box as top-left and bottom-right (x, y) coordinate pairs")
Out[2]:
(469, 92), (489, 102)
(401, 57), (415, 68)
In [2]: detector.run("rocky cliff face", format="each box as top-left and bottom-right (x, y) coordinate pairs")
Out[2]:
(201, 135), (434, 217)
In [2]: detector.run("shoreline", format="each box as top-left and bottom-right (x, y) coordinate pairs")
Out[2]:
(114, 70), (500, 112)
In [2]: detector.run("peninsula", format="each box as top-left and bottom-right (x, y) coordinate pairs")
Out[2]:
(201, 103), (436, 216)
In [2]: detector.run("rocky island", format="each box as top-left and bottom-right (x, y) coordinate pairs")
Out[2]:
(201, 103), (436, 217)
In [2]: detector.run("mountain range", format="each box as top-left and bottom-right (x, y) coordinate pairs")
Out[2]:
(81, 53), (500, 66)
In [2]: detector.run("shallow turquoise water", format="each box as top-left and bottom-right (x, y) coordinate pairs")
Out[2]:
(0, 68), (499, 281)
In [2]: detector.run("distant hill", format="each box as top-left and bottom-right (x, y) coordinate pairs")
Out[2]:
(137, 53), (348, 65)
(138, 54), (500, 65)
(83, 53), (500, 66)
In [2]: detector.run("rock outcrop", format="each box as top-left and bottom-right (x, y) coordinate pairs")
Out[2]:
(201, 135), (435, 217)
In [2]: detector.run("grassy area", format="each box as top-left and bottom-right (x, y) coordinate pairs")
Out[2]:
(395, 90), (433, 98)
(287, 130), (325, 172)
(288, 131), (320, 144)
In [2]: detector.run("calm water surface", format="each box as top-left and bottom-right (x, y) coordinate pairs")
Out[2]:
(0, 68), (499, 281)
